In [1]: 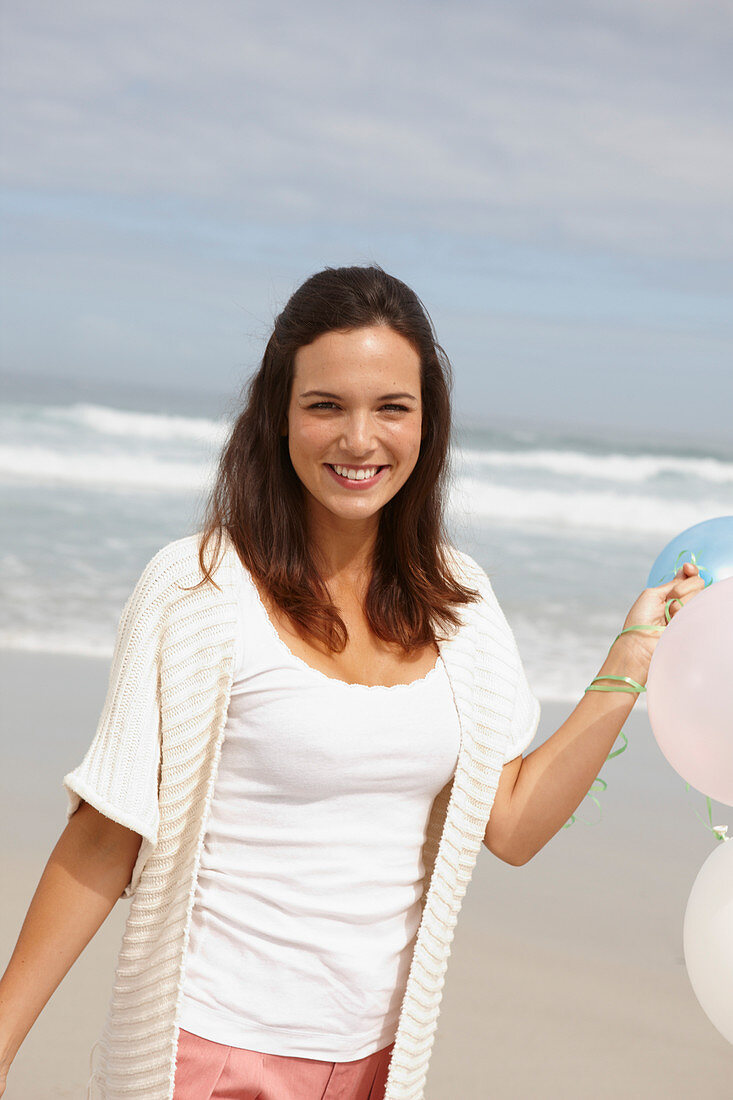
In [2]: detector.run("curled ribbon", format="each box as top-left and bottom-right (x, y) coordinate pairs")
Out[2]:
(655, 549), (713, 588)
(685, 784), (729, 843)
(564, 551), (714, 833)
(664, 596), (684, 623)
(563, 731), (628, 828)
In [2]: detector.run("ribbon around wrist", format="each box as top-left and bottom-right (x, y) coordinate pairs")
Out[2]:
(615, 623), (665, 641)
(584, 675), (646, 694)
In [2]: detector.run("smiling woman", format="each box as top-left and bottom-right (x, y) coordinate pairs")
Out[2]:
(0, 265), (706, 1100)
(197, 265), (478, 661)
(286, 327), (423, 524)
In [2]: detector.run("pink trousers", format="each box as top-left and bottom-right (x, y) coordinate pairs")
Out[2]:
(172, 1028), (394, 1100)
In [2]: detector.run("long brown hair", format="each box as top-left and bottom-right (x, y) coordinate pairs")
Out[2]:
(196, 264), (478, 651)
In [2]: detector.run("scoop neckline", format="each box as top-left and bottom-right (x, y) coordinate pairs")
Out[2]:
(241, 569), (443, 692)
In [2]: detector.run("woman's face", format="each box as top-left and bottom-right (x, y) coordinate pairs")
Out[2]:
(285, 325), (423, 532)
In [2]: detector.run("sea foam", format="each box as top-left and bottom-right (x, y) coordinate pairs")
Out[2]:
(45, 403), (229, 444)
(462, 447), (733, 485)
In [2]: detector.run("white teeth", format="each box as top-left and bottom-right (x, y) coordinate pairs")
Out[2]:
(332, 464), (379, 481)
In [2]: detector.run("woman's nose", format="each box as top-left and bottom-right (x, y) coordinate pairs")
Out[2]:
(340, 412), (376, 456)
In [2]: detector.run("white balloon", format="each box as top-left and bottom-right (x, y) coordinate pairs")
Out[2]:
(683, 839), (733, 1045)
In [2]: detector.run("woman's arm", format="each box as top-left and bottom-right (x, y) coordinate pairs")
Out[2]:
(485, 562), (706, 866)
(0, 802), (142, 1091)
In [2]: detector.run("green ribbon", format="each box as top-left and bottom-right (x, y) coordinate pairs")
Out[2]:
(664, 597), (684, 623)
(563, 778), (607, 829)
(685, 784), (729, 842)
(585, 674), (646, 694)
(563, 732), (628, 828)
(654, 549), (713, 588)
(565, 621), (653, 829)
(563, 556), (713, 833)
(606, 729), (629, 759)
(608, 622), (665, 651)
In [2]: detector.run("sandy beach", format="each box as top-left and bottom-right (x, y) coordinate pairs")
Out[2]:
(1, 650), (730, 1099)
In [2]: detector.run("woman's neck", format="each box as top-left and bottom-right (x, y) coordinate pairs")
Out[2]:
(307, 510), (379, 588)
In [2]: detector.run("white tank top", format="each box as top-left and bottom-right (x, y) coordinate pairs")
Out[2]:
(179, 563), (461, 1060)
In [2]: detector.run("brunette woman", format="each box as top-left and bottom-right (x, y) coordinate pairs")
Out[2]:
(0, 265), (704, 1100)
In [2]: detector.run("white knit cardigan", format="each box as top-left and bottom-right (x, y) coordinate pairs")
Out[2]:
(63, 530), (540, 1100)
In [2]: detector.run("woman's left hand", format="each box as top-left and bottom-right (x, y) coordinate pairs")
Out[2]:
(617, 561), (707, 677)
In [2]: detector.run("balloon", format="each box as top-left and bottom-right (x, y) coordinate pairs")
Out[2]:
(683, 839), (733, 1045)
(646, 515), (733, 588)
(646, 576), (733, 806)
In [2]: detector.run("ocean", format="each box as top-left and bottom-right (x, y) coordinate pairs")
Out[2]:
(3, 392), (732, 703)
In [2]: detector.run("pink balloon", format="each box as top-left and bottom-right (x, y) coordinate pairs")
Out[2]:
(646, 576), (733, 807)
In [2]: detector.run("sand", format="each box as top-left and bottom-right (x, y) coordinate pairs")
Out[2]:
(1, 651), (730, 1098)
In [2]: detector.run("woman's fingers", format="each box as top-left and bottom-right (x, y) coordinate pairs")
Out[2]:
(665, 564), (704, 593)
(673, 575), (706, 593)
(656, 564), (698, 591)
(664, 573), (706, 616)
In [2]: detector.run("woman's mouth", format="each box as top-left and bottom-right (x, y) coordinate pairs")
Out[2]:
(325, 463), (388, 488)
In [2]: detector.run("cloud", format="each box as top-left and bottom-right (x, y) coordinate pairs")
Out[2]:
(2, 0), (732, 259)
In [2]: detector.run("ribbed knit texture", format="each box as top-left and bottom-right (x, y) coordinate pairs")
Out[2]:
(63, 530), (540, 1100)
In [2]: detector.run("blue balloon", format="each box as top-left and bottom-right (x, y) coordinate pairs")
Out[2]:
(647, 516), (733, 588)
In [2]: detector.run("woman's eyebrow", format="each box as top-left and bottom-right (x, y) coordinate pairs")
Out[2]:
(299, 390), (418, 401)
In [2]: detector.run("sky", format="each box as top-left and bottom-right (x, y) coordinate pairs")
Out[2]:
(1, 0), (732, 439)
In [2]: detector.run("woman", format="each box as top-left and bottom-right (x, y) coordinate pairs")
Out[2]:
(0, 265), (704, 1100)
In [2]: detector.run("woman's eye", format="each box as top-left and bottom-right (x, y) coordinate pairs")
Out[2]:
(306, 402), (409, 413)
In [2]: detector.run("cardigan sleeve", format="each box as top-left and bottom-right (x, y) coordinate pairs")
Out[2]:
(62, 548), (169, 900)
(505, 651), (541, 762)
(453, 547), (541, 763)
(482, 572), (540, 762)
